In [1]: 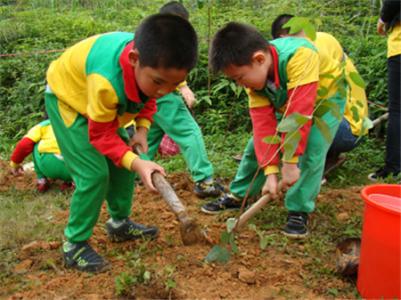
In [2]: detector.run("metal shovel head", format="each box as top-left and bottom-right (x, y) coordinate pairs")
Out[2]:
(335, 237), (361, 277)
(179, 219), (212, 246)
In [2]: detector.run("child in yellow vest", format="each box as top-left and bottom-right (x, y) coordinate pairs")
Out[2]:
(10, 120), (73, 192)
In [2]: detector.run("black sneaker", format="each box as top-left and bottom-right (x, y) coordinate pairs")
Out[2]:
(282, 212), (309, 238)
(368, 167), (400, 182)
(106, 218), (159, 242)
(201, 193), (242, 214)
(194, 179), (224, 198)
(63, 241), (110, 273)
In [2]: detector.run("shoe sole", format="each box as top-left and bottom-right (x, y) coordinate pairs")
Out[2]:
(282, 231), (309, 239)
(107, 231), (159, 243)
(200, 207), (239, 215)
(64, 261), (111, 273)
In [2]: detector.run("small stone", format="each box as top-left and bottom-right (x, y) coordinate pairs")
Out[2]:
(14, 259), (33, 274)
(238, 267), (256, 284)
(336, 212), (349, 222)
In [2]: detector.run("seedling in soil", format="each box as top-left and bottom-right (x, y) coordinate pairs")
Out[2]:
(205, 218), (238, 264)
(248, 224), (275, 250)
(114, 259), (151, 297)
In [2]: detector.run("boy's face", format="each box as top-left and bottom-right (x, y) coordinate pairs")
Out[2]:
(223, 50), (272, 90)
(129, 49), (188, 99)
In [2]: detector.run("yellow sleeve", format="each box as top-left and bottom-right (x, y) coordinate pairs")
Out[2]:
(177, 81), (188, 90)
(120, 151), (138, 171)
(286, 47), (319, 90)
(87, 73), (119, 122)
(24, 124), (42, 143)
(135, 118), (152, 129)
(246, 88), (272, 108)
(264, 165), (279, 175)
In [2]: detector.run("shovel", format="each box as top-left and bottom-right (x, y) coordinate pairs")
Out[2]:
(134, 145), (210, 245)
(230, 183), (284, 232)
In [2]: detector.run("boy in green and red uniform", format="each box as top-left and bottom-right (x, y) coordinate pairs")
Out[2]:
(45, 14), (198, 272)
(203, 22), (346, 238)
(10, 120), (73, 192)
(271, 14), (369, 177)
(144, 1), (223, 198)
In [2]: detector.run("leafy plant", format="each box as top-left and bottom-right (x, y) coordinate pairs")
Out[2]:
(205, 218), (238, 264)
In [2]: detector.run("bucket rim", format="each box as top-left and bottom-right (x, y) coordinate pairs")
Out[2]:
(361, 184), (401, 216)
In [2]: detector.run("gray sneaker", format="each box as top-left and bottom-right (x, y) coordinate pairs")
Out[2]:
(63, 241), (110, 273)
(106, 218), (159, 242)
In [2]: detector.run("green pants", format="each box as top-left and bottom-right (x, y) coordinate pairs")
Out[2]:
(33, 145), (72, 181)
(147, 92), (213, 182)
(230, 95), (346, 213)
(45, 92), (135, 243)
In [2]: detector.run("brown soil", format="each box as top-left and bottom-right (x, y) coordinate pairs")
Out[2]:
(1, 165), (364, 299)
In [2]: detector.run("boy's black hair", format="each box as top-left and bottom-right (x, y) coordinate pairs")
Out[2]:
(209, 22), (269, 73)
(271, 14), (294, 39)
(159, 1), (189, 20)
(134, 13), (197, 70)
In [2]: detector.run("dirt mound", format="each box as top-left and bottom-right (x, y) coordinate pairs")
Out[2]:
(2, 170), (364, 299)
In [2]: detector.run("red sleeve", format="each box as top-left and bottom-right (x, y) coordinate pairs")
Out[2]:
(88, 118), (131, 167)
(136, 98), (157, 122)
(250, 105), (280, 167)
(281, 82), (318, 157)
(10, 137), (36, 164)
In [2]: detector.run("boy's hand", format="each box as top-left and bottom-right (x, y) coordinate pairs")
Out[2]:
(281, 162), (300, 191)
(377, 18), (386, 36)
(179, 85), (196, 109)
(10, 164), (24, 176)
(262, 173), (279, 199)
(130, 126), (149, 153)
(130, 158), (166, 192)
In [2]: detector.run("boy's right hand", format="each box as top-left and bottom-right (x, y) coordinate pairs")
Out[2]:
(281, 162), (300, 191)
(10, 164), (24, 176)
(262, 174), (279, 199)
(130, 158), (166, 192)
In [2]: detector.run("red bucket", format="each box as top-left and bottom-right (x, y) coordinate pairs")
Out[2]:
(357, 184), (401, 298)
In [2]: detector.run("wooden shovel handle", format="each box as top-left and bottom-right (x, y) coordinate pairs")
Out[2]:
(234, 182), (284, 231)
(234, 194), (273, 230)
(134, 144), (187, 218)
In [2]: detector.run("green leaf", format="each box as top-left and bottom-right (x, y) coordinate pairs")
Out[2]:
(260, 237), (269, 250)
(278, 113), (310, 133)
(349, 72), (366, 88)
(220, 231), (231, 244)
(324, 100), (342, 121)
(283, 17), (306, 34)
(226, 217), (237, 233)
(351, 106), (360, 122)
(205, 245), (231, 264)
(282, 17), (316, 40)
(303, 22), (316, 41)
(320, 73), (336, 80)
(314, 117), (332, 143)
(283, 130), (301, 161)
(359, 117), (373, 137)
(313, 103), (331, 118)
(356, 100), (365, 108)
(230, 235), (239, 254)
(317, 86), (329, 98)
(262, 135), (281, 144)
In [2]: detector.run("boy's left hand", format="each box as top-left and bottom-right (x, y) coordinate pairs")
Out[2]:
(130, 127), (149, 153)
(281, 162), (300, 191)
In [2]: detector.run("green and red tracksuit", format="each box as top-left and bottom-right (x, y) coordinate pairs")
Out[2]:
(10, 120), (71, 181)
(230, 37), (346, 213)
(45, 32), (156, 243)
(146, 90), (214, 183)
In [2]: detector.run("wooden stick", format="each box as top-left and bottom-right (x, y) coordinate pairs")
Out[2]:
(233, 194), (273, 231)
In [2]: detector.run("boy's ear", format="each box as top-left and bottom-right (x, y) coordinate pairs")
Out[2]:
(128, 48), (140, 67)
(252, 51), (266, 65)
